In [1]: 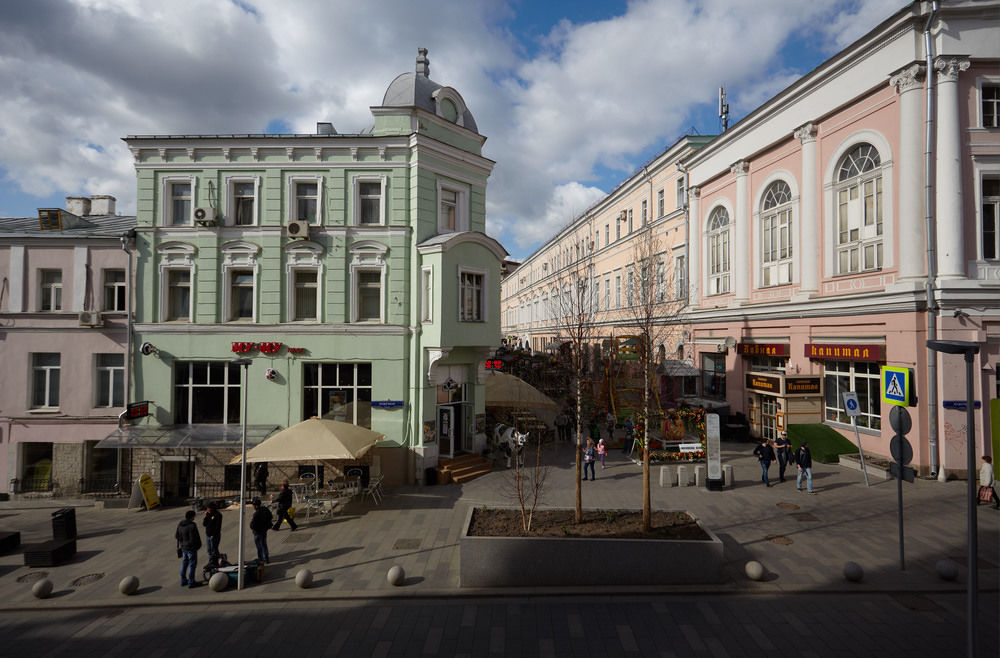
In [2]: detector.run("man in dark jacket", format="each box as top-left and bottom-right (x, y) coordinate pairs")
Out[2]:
(175, 509), (202, 587)
(753, 437), (776, 487)
(774, 431), (792, 482)
(202, 502), (222, 562)
(272, 480), (297, 531)
(249, 497), (272, 563)
(253, 462), (269, 497)
(796, 442), (815, 494)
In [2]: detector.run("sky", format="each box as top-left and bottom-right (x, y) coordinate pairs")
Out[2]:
(0, 0), (905, 261)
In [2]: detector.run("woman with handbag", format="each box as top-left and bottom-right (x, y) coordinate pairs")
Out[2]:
(979, 455), (999, 509)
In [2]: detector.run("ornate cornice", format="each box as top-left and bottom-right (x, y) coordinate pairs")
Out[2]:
(934, 56), (970, 82)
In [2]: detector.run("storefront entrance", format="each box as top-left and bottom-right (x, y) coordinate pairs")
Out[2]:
(160, 457), (194, 502)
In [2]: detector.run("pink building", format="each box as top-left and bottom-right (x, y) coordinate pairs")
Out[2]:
(0, 196), (135, 496)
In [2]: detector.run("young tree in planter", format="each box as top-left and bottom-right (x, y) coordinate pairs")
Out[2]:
(505, 430), (549, 531)
(548, 250), (600, 524)
(621, 229), (687, 531)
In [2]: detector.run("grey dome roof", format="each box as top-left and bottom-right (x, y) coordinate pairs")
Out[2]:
(381, 48), (478, 134)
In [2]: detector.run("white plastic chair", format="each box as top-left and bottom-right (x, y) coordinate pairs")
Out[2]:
(363, 474), (384, 505)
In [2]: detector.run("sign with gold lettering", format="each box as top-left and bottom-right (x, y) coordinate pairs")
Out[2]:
(737, 343), (790, 357)
(786, 377), (821, 395)
(804, 343), (885, 362)
(745, 373), (781, 393)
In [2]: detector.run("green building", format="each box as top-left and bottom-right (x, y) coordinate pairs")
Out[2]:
(112, 49), (505, 498)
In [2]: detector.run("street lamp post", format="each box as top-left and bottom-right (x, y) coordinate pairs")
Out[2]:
(231, 357), (252, 591)
(926, 339), (979, 658)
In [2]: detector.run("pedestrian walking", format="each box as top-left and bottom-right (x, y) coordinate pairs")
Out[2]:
(250, 497), (273, 563)
(272, 480), (298, 531)
(796, 442), (815, 494)
(555, 410), (569, 442)
(597, 438), (607, 468)
(253, 461), (269, 497)
(978, 455), (999, 509)
(583, 438), (596, 480)
(175, 509), (202, 588)
(775, 431), (792, 482)
(623, 416), (634, 453)
(605, 410), (616, 444)
(202, 502), (222, 561)
(753, 437), (776, 487)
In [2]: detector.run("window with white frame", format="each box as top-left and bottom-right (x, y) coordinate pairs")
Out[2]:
(174, 361), (242, 424)
(604, 276), (611, 310)
(103, 269), (126, 312)
(421, 267), (433, 323)
(616, 220), (621, 240)
(760, 180), (793, 286)
(604, 225), (609, 245)
(302, 362), (372, 427)
(355, 177), (385, 226)
(835, 143), (883, 274)
(168, 181), (192, 226)
(614, 274), (621, 308)
(39, 269), (62, 311)
(459, 269), (485, 322)
(95, 353), (124, 408)
(292, 179), (320, 224)
(708, 206), (731, 295)
(641, 200), (647, 226)
(229, 179), (257, 226)
(594, 279), (601, 312)
(674, 254), (687, 300)
(626, 266), (634, 306)
(824, 360), (881, 429)
(165, 269), (191, 321)
(982, 83), (999, 128)
(983, 176), (999, 260)
(656, 259), (666, 302)
(227, 269), (255, 321)
(292, 269), (319, 321)
(354, 270), (382, 322)
(31, 353), (60, 409)
(676, 178), (685, 209)
(657, 189), (665, 217)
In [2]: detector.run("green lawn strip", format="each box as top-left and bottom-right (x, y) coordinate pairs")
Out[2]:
(787, 424), (859, 463)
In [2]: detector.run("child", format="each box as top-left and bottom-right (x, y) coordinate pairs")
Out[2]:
(597, 438), (607, 469)
(583, 438), (596, 481)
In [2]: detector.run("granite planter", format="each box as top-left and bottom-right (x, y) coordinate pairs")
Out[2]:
(459, 507), (724, 587)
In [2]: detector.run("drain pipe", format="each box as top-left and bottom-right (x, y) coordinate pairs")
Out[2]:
(118, 229), (135, 492)
(923, 0), (943, 480)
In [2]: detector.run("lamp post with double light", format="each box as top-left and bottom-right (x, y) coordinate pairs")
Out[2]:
(230, 357), (252, 590)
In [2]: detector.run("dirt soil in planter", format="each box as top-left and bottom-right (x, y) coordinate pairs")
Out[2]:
(467, 508), (711, 540)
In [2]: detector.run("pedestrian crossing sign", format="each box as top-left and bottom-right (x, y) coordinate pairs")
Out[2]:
(880, 366), (913, 407)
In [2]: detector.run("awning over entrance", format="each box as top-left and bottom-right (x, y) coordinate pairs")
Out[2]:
(96, 424), (279, 449)
(660, 360), (700, 377)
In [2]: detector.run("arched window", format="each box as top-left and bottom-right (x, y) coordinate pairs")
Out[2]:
(760, 180), (793, 286)
(835, 143), (883, 273)
(708, 206), (730, 295)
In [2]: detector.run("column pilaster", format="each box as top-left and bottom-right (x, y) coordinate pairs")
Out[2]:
(731, 161), (749, 303)
(890, 63), (928, 284)
(794, 123), (818, 296)
(934, 56), (970, 280)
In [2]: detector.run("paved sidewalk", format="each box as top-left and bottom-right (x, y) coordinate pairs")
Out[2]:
(0, 440), (997, 610)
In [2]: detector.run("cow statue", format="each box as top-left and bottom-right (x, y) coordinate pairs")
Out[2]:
(493, 424), (529, 468)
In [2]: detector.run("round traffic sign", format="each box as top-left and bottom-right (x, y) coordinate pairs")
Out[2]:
(889, 406), (912, 435)
(845, 398), (858, 412)
(890, 434), (913, 465)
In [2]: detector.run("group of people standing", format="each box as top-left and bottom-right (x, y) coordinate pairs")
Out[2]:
(174, 478), (298, 588)
(753, 432), (815, 493)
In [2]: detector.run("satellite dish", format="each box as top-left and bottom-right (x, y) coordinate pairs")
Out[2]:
(724, 336), (737, 349)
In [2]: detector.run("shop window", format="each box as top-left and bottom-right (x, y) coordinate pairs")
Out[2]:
(749, 355), (787, 374)
(174, 361), (242, 424)
(302, 362), (372, 427)
(824, 361), (881, 429)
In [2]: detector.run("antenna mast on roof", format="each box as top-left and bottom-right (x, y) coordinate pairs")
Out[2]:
(719, 87), (729, 132)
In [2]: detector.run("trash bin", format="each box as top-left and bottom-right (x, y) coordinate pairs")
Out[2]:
(52, 508), (77, 541)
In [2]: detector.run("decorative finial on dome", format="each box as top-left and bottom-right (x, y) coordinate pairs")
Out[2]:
(416, 47), (429, 77)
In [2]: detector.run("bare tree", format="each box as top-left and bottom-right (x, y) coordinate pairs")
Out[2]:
(620, 228), (687, 531)
(505, 431), (548, 531)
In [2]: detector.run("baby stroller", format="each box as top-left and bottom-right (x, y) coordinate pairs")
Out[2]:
(202, 552), (232, 582)
(202, 553), (265, 585)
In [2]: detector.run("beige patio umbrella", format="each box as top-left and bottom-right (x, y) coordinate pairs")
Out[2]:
(485, 371), (559, 428)
(230, 417), (385, 464)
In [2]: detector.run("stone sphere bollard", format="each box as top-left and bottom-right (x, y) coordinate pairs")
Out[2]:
(843, 561), (864, 582)
(744, 561), (765, 581)
(118, 575), (139, 595)
(32, 578), (54, 599)
(295, 569), (313, 589)
(386, 565), (405, 586)
(935, 559), (959, 581)
(209, 572), (229, 592)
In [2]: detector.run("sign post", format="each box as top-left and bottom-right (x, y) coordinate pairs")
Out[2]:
(840, 391), (870, 487)
(705, 413), (722, 490)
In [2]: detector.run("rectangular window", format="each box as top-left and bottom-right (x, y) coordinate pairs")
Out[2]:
(837, 177), (883, 273)
(174, 361), (242, 424)
(616, 220), (621, 240)
(676, 178), (686, 209)
(31, 353), (60, 408)
(628, 209), (633, 233)
(614, 274), (621, 308)
(40, 269), (62, 311)
(232, 181), (255, 226)
(293, 270), (318, 321)
(167, 270), (191, 321)
(983, 177), (999, 260)
(983, 84), (1000, 128)
(460, 271), (484, 322)
(170, 182), (192, 226)
(824, 361), (881, 429)
(302, 362), (372, 427)
(356, 270), (382, 322)
(604, 277), (611, 310)
(594, 279), (601, 312)
(641, 200), (647, 226)
(296, 182), (318, 224)
(229, 269), (254, 321)
(359, 181), (382, 225)
(96, 353), (124, 408)
(656, 259), (666, 302)
(440, 188), (457, 231)
(626, 266), (634, 306)
(604, 225), (609, 245)
(657, 189), (665, 217)
(421, 267), (433, 322)
(103, 269), (126, 312)
(674, 255), (687, 300)
(701, 353), (726, 400)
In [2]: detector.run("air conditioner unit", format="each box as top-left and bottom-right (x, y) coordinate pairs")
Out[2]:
(716, 343), (728, 353)
(286, 220), (310, 239)
(193, 207), (216, 225)
(78, 311), (103, 327)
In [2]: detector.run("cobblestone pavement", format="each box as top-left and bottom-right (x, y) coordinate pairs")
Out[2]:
(0, 439), (997, 655)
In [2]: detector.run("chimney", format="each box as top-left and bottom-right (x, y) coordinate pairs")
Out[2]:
(316, 122), (336, 135)
(66, 196), (91, 216)
(416, 47), (429, 77)
(89, 195), (116, 216)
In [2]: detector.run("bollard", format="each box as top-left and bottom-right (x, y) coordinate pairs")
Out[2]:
(659, 465), (670, 487)
(677, 465), (688, 487)
(694, 465), (705, 487)
(723, 464), (734, 489)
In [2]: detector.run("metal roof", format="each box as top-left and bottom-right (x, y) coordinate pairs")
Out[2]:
(0, 214), (136, 238)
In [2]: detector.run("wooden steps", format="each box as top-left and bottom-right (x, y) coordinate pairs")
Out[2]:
(438, 454), (492, 484)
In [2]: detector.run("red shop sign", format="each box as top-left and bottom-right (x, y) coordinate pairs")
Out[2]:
(804, 343), (885, 362)
(737, 343), (790, 357)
